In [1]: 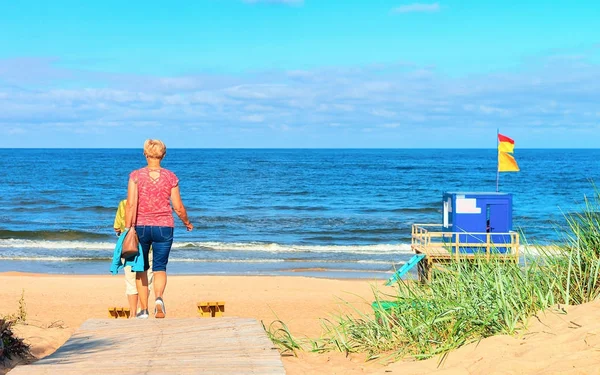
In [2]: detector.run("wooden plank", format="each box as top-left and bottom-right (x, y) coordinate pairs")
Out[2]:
(10, 318), (285, 375)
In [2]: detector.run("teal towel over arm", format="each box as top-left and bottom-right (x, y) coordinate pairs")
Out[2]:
(110, 228), (145, 274)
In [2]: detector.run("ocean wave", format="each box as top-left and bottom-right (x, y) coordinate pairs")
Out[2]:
(273, 191), (310, 196)
(0, 229), (110, 241)
(1, 205), (116, 214)
(234, 205), (328, 211)
(74, 205), (117, 213)
(0, 256), (397, 265)
(287, 267), (390, 274)
(347, 228), (406, 235)
(0, 256), (111, 261)
(170, 258), (286, 263)
(0, 239), (115, 250)
(272, 205), (328, 211)
(0, 256), (286, 263)
(359, 207), (439, 214)
(174, 241), (413, 254)
(13, 198), (58, 206)
(0, 238), (554, 258)
(0, 239), (413, 254)
(389, 207), (440, 214)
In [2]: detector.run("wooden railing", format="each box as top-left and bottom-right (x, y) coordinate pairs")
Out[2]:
(411, 223), (520, 260)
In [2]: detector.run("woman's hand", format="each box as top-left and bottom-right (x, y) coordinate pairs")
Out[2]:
(185, 222), (194, 231)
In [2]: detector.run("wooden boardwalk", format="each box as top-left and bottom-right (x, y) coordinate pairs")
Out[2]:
(10, 318), (286, 375)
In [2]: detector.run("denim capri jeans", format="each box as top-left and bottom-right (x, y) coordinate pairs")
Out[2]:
(135, 225), (174, 272)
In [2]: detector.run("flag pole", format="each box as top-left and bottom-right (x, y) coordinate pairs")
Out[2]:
(496, 128), (500, 192)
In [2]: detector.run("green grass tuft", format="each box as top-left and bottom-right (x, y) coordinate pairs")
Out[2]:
(262, 320), (303, 357)
(1, 291), (31, 364)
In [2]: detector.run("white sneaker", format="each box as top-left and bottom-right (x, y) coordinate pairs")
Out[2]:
(155, 298), (166, 319)
(136, 309), (149, 319)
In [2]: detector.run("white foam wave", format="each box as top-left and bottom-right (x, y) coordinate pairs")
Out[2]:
(169, 258), (285, 263)
(0, 256), (395, 265)
(2, 239), (555, 258)
(0, 256), (285, 263)
(356, 260), (400, 265)
(0, 256), (109, 261)
(171, 258), (395, 264)
(0, 239), (115, 250)
(173, 241), (413, 254)
(519, 244), (562, 256)
(0, 239), (413, 254)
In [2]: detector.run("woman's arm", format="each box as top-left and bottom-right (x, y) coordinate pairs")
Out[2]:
(171, 186), (193, 231)
(124, 178), (137, 228)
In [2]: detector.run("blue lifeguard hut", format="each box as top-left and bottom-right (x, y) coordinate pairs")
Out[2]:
(385, 191), (519, 285)
(442, 192), (513, 253)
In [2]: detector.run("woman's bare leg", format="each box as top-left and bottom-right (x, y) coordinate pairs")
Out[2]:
(153, 271), (166, 299)
(127, 294), (138, 318)
(136, 272), (149, 310)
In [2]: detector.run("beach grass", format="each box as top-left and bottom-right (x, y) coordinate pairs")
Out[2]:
(0, 319), (31, 363)
(3, 290), (27, 325)
(315, 258), (554, 360)
(262, 319), (302, 357)
(1, 292), (30, 364)
(266, 189), (600, 361)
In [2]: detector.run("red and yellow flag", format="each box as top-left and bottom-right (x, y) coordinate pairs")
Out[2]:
(498, 133), (519, 172)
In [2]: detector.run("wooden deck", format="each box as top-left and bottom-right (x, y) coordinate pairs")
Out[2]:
(10, 318), (285, 375)
(414, 246), (519, 259)
(411, 224), (520, 281)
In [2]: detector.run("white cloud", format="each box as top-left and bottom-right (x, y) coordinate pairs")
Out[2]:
(371, 109), (397, 118)
(379, 123), (401, 128)
(4, 127), (26, 135)
(269, 124), (291, 131)
(333, 104), (355, 112)
(1, 53), (600, 147)
(226, 84), (294, 99)
(392, 2), (440, 14)
(244, 104), (276, 112)
(286, 70), (314, 79)
(241, 114), (266, 123)
(479, 105), (507, 115)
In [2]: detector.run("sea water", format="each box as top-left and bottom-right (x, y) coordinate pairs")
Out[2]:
(0, 148), (598, 277)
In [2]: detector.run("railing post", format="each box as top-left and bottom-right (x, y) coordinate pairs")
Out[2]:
(455, 234), (459, 261)
(486, 232), (491, 260)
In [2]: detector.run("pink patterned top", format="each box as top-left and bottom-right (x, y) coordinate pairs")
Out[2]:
(130, 167), (179, 227)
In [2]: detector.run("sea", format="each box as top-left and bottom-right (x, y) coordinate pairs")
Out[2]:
(1, 148), (599, 278)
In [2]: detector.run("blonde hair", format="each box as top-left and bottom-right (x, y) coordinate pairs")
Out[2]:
(143, 139), (167, 160)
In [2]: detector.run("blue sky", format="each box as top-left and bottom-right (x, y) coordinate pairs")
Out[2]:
(1, 0), (599, 148)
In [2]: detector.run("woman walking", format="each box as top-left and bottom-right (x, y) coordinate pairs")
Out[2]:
(125, 139), (193, 319)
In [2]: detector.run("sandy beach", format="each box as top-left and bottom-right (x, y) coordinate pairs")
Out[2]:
(2, 273), (600, 374)
(0, 273), (387, 374)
